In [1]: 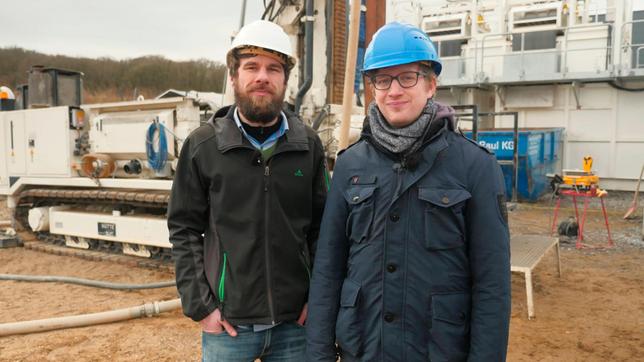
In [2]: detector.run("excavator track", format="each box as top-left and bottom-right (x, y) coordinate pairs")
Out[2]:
(14, 187), (173, 261)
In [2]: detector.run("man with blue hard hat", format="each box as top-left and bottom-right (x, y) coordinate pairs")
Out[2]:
(306, 22), (511, 361)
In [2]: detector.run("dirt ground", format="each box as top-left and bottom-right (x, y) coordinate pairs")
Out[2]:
(0, 194), (642, 361)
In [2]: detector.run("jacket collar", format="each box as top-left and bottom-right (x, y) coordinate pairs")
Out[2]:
(360, 117), (450, 202)
(361, 116), (450, 162)
(210, 105), (309, 154)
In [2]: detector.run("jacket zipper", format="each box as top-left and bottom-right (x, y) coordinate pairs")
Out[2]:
(393, 162), (405, 199)
(299, 250), (311, 280)
(264, 163), (276, 324)
(218, 252), (227, 303)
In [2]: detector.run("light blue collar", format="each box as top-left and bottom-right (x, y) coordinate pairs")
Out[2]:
(233, 108), (289, 150)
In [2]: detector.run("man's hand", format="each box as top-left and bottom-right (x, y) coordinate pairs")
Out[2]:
(200, 308), (237, 336)
(297, 303), (308, 326)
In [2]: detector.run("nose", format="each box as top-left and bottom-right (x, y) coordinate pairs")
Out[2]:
(387, 78), (404, 96)
(255, 66), (270, 83)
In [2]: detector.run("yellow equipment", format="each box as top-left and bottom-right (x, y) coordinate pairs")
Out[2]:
(562, 156), (600, 189)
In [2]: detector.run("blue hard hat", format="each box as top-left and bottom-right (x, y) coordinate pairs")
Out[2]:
(362, 22), (442, 76)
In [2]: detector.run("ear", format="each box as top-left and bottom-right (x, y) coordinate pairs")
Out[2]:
(424, 76), (437, 99)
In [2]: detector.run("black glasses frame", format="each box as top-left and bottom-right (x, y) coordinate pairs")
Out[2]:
(369, 71), (428, 90)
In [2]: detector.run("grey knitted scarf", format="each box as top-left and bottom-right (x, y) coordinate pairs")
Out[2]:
(368, 99), (438, 156)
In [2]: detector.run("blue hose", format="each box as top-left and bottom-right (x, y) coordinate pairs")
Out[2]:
(146, 120), (168, 172)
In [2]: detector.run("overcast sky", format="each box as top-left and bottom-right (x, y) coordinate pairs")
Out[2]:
(0, 0), (265, 63)
(2, 0), (644, 63)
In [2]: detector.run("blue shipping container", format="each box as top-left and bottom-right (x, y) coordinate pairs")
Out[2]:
(464, 128), (564, 201)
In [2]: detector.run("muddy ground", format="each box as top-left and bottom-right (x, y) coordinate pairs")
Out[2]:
(0, 194), (642, 361)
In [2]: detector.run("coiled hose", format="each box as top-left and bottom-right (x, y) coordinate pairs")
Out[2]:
(146, 119), (168, 172)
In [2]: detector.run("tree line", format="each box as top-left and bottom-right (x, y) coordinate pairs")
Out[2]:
(0, 47), (227, 102)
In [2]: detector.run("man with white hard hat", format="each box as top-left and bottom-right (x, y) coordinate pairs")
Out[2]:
(169, 20), (328, 361)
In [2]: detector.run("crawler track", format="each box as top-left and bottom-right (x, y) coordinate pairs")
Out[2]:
(22, 240), (174, 271)
(14, 187), (173, 260)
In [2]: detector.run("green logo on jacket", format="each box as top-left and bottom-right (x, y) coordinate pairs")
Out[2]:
(294, 169), (304, 177)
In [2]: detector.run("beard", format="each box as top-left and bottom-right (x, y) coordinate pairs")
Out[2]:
(234, 83), (286, 125)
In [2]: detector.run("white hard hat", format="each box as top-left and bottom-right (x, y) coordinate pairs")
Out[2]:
(227, 20), (295, 69)
(0, 86), (15, 100)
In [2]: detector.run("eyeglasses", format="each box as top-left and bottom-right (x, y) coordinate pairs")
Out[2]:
(369, 71), (428, 90)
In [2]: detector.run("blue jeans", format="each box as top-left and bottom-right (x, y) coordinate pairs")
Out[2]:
(202, 322), (305, 362)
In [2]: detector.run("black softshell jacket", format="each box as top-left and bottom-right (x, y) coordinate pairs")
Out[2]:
(168, 106), (328, 325)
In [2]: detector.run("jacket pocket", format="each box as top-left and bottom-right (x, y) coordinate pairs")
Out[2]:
(419, 188), (471, 250)
(429, 293), (471, 360)
(335, 278), (363, 357)
(343, 186), (377, 244)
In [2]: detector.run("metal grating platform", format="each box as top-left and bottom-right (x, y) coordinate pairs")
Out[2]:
(510, 235), (561, 319)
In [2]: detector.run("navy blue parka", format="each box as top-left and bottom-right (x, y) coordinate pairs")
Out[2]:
(306, 103), (511, 361)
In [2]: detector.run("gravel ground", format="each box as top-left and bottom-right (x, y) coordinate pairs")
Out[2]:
(0, 193), (642, 361)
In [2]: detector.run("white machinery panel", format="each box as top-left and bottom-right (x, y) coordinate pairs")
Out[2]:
(90, 109), (175, 158)
(614, 143), (644, 180)
(496, 83), (644, 189)
(49, 209), (171, 248)
(440, 58), (467, 81)
(567, 84), (614, 109)
(616, 90), (644, 141)
(509, 2), (565, 33)
(567, 109), (613, 141)
(503, 52), (559, 80)
(24, 107), (72, 176)
(524, 110), (566, 128)
(471, 36), (510, 81)
(564, 25), (611, 74)
(0, 112), (8, 188)
(566, 141), (613, 177)
(403, 0), (643, 190)
(2, 107), (72, 177)
(2, 110), (27, 175)
(422, 12), (470, 40)
(504, 85), (555, 108)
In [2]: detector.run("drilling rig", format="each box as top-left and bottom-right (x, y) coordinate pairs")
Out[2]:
(0, 1), (378, 258)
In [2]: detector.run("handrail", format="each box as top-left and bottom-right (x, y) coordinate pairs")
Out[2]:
(476, 22), (615, 82)
(438, 16), (644, 83)
(619, 19), (644, 71)
(561, 22), (615, 74)
(637, 46), (644, 68)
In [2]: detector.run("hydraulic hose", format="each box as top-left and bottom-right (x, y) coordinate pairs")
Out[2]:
(0, 298), (181, 337)
(146, 119), (168, 172)
(311, 105), (329, 131)
(608, 80), (644, 92)
(0, 274), (175, 290)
